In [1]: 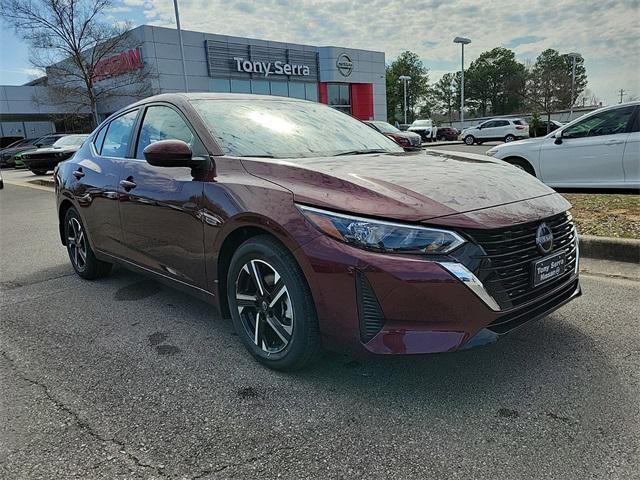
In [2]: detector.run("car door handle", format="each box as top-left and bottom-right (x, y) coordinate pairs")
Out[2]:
(604, 139), (624, 145)
(119, 179), (137, 190)
(72, 169), (85, 179)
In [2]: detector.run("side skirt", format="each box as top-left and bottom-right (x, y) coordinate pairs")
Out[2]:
(95, 249), (220, 309)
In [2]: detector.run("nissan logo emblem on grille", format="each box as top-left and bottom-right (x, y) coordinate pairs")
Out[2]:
(536, 223), (554, 254)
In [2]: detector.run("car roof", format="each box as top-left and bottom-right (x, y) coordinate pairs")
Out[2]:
(126, 92), (309, 109)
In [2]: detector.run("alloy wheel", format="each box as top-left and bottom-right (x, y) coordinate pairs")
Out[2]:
(235, 259), (293, 353)
(67, 217), (88, 271)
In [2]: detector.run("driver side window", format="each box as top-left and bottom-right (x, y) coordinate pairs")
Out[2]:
(563, 106), (635, 139)
(136, 106), (196, 159)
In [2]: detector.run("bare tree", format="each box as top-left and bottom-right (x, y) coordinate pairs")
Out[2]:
(1, 0), (154, 127)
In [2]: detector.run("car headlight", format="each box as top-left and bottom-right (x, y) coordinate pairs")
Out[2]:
(297, 204), (466, 254)
(485, 148), (498, 157)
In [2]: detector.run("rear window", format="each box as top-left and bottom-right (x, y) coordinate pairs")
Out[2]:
(513, 120), (525, 125)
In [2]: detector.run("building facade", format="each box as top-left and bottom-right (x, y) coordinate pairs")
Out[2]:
(1, 25), (387, 137)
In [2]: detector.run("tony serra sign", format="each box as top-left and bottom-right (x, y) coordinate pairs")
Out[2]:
(234, 57), (310, 77)
(205, 40), (319, 80)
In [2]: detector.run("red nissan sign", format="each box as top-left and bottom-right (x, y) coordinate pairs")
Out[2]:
(93, 48), (143, 82)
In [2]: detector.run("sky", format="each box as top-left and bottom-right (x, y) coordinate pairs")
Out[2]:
(1, 0), (639, 105)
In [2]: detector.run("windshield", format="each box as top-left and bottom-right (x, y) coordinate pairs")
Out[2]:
(191, 99), (403, 158)
(412, 120), (432, 127)
(6, 139), (26, 148)
(52, 135), (88, 147)
(370, 121), (401, 134)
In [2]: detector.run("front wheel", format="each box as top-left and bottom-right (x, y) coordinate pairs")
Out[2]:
(507, 159), (536, 176)
(227, 235), (320, 371)
(31, 169), (48, 175)
(64, 207), (112, 279)
(464, 135), (475, 145)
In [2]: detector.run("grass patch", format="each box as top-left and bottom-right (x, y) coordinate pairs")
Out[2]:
(563, 193), (640, 239)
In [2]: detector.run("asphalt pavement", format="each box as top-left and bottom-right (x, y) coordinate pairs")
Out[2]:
(1, 181), (639, 479)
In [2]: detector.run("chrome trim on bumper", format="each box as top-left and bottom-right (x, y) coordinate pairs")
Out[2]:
(439, 262), (501, 311)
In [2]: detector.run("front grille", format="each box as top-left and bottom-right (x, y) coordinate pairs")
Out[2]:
(464, 212), (577, 310)
(487, 279), (579, 335)
(355, 271), (385, 343)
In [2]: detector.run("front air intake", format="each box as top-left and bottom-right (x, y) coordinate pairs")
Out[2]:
(355, 270), (385, 343)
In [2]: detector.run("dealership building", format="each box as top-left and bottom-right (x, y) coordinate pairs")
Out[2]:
(0, 25), (387, 138)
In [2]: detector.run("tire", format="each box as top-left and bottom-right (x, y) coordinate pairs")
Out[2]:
(32, 169), (48, 175)
(506, 158), (536, 176)
(504, 134), (516, 143)
(464, 135), (475, 145)
(64, 207), (112, 279)
(227, 235), (320, 371)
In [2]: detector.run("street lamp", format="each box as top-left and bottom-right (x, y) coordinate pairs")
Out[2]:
(173, 0), (189, 92)
(567, 52), (582, 120)
(453, 36), (471, 126)
(398, 75), (411, 124)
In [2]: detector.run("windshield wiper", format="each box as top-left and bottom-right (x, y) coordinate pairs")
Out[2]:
(238, 154), (275, 158)
(334, 149), (389, 156)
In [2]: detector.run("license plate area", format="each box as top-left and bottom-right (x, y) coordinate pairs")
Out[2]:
(532, 251), (567, 287)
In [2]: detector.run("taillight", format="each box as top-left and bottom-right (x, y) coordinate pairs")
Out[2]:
(515, 125), (525, 130)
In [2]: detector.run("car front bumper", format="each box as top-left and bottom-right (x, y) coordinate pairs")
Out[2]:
(296, 235), (581, 355)
(22, 157), (63, 170)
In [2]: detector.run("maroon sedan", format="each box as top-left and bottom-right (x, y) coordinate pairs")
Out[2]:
(55, 93), (580, 370)
(364, 120), (422, 150)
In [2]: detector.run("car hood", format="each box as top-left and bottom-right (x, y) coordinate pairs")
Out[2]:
(1, 145), (34, 155)
(394, 131), (421, 139)
(26, 146), (79, 155)
(241, 150), (558, 222)
(408, 125), (432, 131)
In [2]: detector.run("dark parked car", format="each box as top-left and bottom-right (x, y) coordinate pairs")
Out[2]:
(530, 120), (563, 138)
(22, 134), (88, 175)
(55, 93), (580, 370)
(0, 136), (24, 149)
(364, 120), (422, 150)
(1, 134), (66, 168)
(436, 127), (459, 141)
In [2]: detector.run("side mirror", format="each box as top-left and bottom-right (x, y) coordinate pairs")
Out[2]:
(35, 143), (43, 148)
(144, 139), (206, 168)
(553, 131), (563, 145)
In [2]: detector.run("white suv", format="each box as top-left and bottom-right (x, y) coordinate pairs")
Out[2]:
(485, 102), (639, 189)
(461, 118), (529, 145)
(407, 119), (437, 142)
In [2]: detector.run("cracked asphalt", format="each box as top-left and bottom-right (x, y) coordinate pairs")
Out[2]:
(1, 180), (639, 479)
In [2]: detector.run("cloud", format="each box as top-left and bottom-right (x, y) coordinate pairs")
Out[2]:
(504, 35), (545, 49)
(105, 6), (132, 13)
(87, 0), (640, 103)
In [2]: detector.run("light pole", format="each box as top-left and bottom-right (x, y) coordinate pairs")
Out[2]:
(453, 37), (471, 127)
(398, 75), (411, 124)
(173, 0), (189, 92)
(567, 52), (582, 120)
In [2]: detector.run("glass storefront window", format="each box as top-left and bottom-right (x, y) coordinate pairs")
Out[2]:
(230, 79), (251, 93)
(327, 83), (351, 115)
(251, 80), (270, 95)
(305, 83), (318, 102)
(270, 81), (288, 97)
(289, 82), (306, 99)
(211, 78), (230, 93)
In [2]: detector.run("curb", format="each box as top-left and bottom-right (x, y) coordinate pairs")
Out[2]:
(579, 235), (640, 264)
(422, 141), (463, 147)
(22, 178), (639, 264)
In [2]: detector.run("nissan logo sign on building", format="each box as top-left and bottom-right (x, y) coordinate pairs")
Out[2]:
(336, 53), (353, 77)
